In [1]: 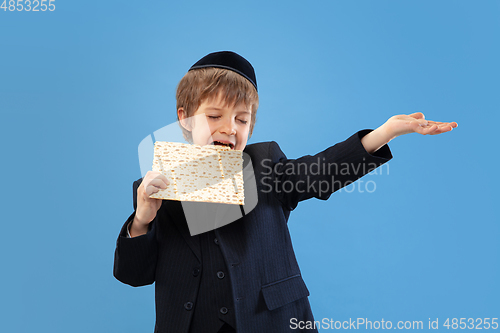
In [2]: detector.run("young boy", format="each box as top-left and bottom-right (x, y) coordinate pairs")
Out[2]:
(113, 51), (457, 333)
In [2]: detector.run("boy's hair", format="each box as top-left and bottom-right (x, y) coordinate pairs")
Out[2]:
(176, 67), (259, 143)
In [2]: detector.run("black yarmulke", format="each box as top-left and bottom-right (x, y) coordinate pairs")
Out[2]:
(189, 51), (258, 91)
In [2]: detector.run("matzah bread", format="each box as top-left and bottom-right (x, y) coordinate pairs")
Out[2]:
(150, 142), (244, 205)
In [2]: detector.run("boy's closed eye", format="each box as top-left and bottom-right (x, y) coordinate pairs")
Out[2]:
(207, 115), (248, 124)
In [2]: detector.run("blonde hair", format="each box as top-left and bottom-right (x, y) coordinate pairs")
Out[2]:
(176, 67), (259, 142)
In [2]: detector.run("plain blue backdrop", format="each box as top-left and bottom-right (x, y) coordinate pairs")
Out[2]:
(1, 1), (498, 332)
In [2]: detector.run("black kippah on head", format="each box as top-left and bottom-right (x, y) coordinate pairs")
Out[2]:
(189, 51), (258, 92)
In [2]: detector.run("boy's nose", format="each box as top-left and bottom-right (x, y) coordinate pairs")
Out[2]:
(219, 119), (236, 135)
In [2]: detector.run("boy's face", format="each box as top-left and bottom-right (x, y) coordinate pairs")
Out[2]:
(179, 94), (252, 151)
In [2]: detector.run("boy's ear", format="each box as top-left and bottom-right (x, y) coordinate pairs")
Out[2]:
(178, 108), (192, 131)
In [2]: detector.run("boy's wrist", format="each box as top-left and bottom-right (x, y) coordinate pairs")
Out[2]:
(133, 211), (151, 227)
(361, 126), (392, 154)
(377, 122), (396, 143)
(130, 215), (149, 237)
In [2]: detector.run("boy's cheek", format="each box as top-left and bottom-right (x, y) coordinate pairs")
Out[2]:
(191, 133), (208, 146)
(237, 141), (248, 151)
(191, 128), (213, 145)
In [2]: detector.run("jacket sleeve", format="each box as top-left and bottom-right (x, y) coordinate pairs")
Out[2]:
(113, 179), (158, 287)
(269, 129), (393, 211)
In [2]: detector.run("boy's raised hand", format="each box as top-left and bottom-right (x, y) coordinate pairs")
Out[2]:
(383, 112), (458, 139)
(361, 112), (458, 154)
(131, 171), (169, 237)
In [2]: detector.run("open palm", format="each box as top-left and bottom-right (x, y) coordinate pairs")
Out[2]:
(385, 112), (458, 138)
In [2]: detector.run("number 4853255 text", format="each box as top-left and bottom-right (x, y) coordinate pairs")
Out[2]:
(1, 0), (56, 11)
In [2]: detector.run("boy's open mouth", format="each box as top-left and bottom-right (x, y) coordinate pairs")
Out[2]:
(210, 141), (235, 150)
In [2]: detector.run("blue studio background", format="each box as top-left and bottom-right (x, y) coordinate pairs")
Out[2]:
(1, 1), (499, 332)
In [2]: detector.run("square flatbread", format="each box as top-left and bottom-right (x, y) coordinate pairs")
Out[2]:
(149, 142), (244, 205)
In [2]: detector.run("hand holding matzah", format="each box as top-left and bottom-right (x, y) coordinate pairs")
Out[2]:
(130, 142), (245, 237)
(150, 142), (244, 205)
(131, 171), (169, 236)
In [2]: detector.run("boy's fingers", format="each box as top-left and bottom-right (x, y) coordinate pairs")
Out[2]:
(409, 112), (425, 119)
(145, 184), (161, 196)
(426, 120), (458, 128)
(416, 124), (437, 134)
(145, 185), (155, 196)
(427, 120), (449, 125)
(144, 172), (169, 185)
(156, 173), (170, 184)
(415, 119), (429, 127)
(149, 178), (168, 189)
(430, 125), (453, 135)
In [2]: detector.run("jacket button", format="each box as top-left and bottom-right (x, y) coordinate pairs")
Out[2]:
(220, 307), (228, 315)
(193, 268), (200, 277)
(184, 302), (193, 311)
(214, 238), (219, 245)
(217, 271), (225, 279)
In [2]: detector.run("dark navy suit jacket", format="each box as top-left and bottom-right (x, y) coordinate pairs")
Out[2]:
(113, 130), (392, 333)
